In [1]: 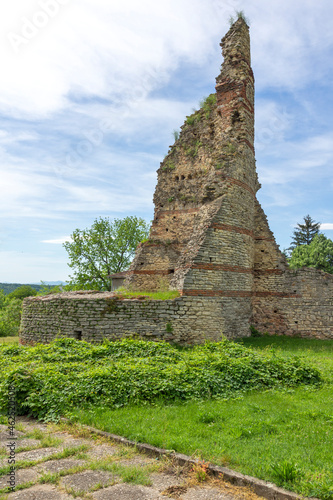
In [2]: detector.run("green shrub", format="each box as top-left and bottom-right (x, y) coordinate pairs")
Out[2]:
(0, 299), (22, 337)
(250, 325), (262, 338)
(0, 338), (322, 422)
(199, 94), (217, 118)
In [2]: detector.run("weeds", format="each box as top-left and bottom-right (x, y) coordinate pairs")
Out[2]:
(200, 94), (217, 119)
(270, 460), (302, 485)
(173, 130), (180, 141)
(229, 10), (250, 26)
(186, 113), (200, 126)
(191, 460), (210, 482)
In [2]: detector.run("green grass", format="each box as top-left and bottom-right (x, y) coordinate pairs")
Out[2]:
(0, 336), (19, 344)
(72, 337), (333, 499)
(114, 289), (180, 300)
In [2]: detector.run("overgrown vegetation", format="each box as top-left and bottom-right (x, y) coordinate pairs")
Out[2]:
(199, 94), (217, 119)
(185, 111), (201, 126)
(113, 288), (180, 301)
(72, 337), (333, 499)
(229, 10), (250, 27)
(0, 286), (39, 337)
(172, 130), (180, 141)
(0, 338), (321, 423)
(185, 140), (203, 158)
(185, 94), (216, 126)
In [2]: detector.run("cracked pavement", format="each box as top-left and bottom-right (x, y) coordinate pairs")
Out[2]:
(0, 418), (265, 500)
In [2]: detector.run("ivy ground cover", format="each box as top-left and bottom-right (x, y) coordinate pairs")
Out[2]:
(0, 337), (330, 497)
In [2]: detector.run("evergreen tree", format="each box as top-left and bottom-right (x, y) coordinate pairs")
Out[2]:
(290, 215), (321, 250)
(289, 234), (333, 274)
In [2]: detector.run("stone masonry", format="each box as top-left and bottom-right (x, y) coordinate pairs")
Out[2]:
(20, 18), (333, 344)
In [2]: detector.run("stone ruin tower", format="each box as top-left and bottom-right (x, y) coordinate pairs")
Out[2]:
(124, 16), (333, 339)
(125, 17), (262, 337)
(20, 18), (333, 344)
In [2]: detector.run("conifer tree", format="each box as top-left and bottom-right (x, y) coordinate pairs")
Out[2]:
(290, 215), (321, 250)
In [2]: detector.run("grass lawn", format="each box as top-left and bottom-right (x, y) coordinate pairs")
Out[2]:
(0, 336), (19, 344)
(72, 337), (333, 499)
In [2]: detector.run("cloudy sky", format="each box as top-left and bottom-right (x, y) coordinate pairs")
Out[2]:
(0, 0), (332, 283)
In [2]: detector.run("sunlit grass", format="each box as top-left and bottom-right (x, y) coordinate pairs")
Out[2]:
(114, 288), (180, 300)
(72, 337), (333, 499)
(0, 336), (19, 344)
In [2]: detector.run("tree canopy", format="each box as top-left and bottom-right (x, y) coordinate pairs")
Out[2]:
(289, 234), (333, 274)
(63, 216), (150, 291)
(7, 285), (37, 301)
(290, 214), (321, 250)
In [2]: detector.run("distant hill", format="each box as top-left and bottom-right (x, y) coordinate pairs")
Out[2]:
(0, 282), (64, 295)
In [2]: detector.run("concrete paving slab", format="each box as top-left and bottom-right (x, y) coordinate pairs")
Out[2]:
(35, 458), (88, 474)
(149, 472), (184, 491)
(60, 469), (116, 494)
(15, 440), (42, 451)
(86, 443), (118, 460)
(92, 483), (164, 499)
(7, 483), (74, 499)
(0, 468), (40, 490)
(0, 431), (25, 442)
(117, 455), (157, 467)
(15, 447), (58, 462)
(182, 487), (237, 499)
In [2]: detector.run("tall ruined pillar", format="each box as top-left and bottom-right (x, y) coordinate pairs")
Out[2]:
(125, 17), (259, 338)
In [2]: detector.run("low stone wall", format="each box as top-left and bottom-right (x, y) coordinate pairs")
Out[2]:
(252, 268), (333, 339)
(20, 292), (251, 345)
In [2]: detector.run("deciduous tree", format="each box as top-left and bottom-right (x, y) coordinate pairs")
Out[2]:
(63, 216), (150, 291)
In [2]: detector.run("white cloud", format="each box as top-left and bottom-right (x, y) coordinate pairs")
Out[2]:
(321, 223), (333, 230)
(42, 237), (72, 244)
(0, 0), (230, 118)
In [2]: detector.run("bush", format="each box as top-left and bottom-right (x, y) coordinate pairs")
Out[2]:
(0, 299), (22, 337)
(0, 338), (322, 421)
(7, 285), (37, 300)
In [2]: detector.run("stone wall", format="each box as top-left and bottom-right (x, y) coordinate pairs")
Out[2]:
(20, 292), (250, 345)
(252, 268), (333, 339)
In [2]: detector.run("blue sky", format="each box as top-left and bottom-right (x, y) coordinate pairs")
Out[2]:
(0, 0), (332, 283)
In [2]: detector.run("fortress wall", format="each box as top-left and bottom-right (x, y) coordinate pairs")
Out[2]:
(20, 292), (249, 346)
(252, 268), (333, 339)
(252, 202), (333, 339)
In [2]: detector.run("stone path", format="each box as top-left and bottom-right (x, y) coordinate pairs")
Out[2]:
(0, 418), (265, 500)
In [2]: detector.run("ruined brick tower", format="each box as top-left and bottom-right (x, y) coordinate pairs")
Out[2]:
(125, 17), (260, 336)
(20, 18), (332, 344)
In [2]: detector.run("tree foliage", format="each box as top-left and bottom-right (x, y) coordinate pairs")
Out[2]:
(7, 285), (37, 301)
(289, 234), (333, 274)
(0, 286), (38, 337)
(290, 215), (321, 250)
(63, 216), (150, 291)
